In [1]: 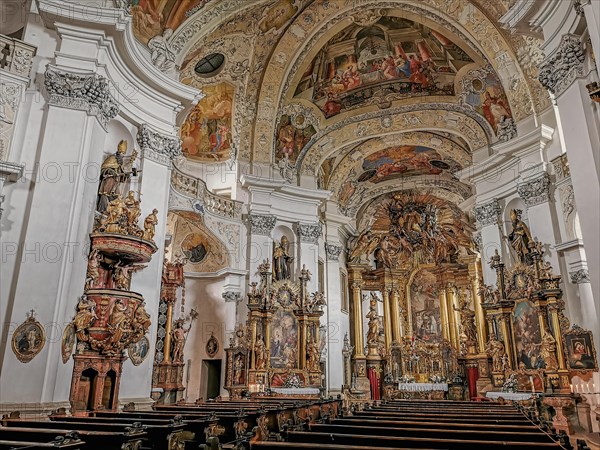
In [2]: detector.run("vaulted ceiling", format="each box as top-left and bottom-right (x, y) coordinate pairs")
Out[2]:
(132, 0), (550, 226)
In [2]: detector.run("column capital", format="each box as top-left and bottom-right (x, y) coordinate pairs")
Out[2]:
(247, 214), (276, 235)
(517, 173), (551, 207)
(473, 199), (501, 227)
(569, 269), (590, 284)
(44, 66), (119, 129)
(297, 222), (322, 244)
(136, 124), (182, 167)
(324, 242), (343, 261)
(222, 291), (242, 303)
(538, 34), (585, 96)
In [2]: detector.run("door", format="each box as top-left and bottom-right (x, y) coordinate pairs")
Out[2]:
(202, 359), (222, 399)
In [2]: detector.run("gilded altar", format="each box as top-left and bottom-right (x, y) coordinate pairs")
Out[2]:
(224, 261), (325, 398)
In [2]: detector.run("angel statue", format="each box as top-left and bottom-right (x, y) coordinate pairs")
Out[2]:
(97, 140), (138, 214)
(349, 230), (380, 263)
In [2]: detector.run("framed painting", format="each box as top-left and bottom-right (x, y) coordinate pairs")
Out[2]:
(564, 325), (597, 371)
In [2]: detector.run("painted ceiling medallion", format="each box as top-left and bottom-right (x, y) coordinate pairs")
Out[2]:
(12, 310), (45, 363)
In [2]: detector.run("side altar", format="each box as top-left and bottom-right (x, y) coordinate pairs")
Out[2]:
(224, 260), (325, 398)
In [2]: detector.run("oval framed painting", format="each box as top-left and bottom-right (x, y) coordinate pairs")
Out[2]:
(128, 336), (150, 366)
(61, 323), (76, 363)
(12, 312), (45, 363)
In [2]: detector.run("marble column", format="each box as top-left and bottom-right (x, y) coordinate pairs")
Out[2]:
(324, 241), (344, 393)
(539, 35), (600, 303)
(473, 199), (503, 285)
(121, 125), (181, 406)
(0, 66), (117, 408)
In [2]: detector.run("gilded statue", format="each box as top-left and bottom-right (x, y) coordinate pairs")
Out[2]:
(349, 230), (380, 263)
(485, 334), (506, 373)
(99, 196), (127, 233)
(108, 299), (130, 346)
(124, 190), (142, 232)
(540, 328), (558, 370)
(84, 249), (102, 290)
(453, 288), (477, 344)
(97, 140), (138, 214)
(307, 337), (320, 371)
(508, 209), (534, 265)
(254, 336), (267, 370)
(366, 293), (380, 345)
(273, 236), (293, 281)
(143, 209), (159, 241)
(73, 295), (97, 340)
(113, 262), (145, 290)
(133, 303), (151, 335)
(172, 319), (189, 363)
(233, 354), (244, 385)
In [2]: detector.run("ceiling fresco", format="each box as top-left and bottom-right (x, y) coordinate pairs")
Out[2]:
(293, 16), (474, 118)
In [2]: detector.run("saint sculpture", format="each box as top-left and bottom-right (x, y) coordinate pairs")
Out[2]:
(97, 140), (138, 214)
(273, 236), (293, 281)
(508, 209), (534, 265)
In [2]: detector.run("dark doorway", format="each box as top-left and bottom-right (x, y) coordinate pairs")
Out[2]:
(202, 359), (222, 399)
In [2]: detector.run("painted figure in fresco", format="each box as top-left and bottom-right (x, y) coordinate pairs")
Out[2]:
(273, 236), (293, 281)
(97, 141), (138, 214)
(482, 90), (511, 131)
(508, 209), (534, 265)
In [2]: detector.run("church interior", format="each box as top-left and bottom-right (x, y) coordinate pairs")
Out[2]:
(0, 0), (599, 448)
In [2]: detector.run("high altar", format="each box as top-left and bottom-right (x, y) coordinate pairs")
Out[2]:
(224, 255), (325, 398)
(342, 194), (597, 402)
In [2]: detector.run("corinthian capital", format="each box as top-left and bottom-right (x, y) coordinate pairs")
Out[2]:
(324, 242), (343, 261)
(136, 124), (182, 166)
(517, 173), (551, 207)
(473, 199), (501, 227)
(538, 34), (585, 96)
(248, 214), (276, 236)
(297, 222), (322, 244)
(44, 66), (119, 128)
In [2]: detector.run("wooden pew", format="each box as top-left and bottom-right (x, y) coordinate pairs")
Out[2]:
(0, 426), (144, 450)
(0, 431), (83, 449)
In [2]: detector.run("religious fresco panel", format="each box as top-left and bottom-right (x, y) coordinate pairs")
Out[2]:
(181, 83), (234, 162)
(513, 300), (543, 370)
(462, 71), (512, 134)
(294, 17), (474, 118)
(275, 114), (316, 164)
(270, 309), (299, 369)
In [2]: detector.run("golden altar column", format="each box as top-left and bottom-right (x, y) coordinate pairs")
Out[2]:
(445, 283), (459, 348)
(390, 288), (402, 342)
(163, 301), (174, 363)
(439, 288), (450, 341)
(382, 288), (393, 349)
(468, 260), (487, 353)
(351, 280), (365, 358)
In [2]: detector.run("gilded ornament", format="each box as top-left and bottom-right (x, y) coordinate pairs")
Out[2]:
(61, 323), (76, 363)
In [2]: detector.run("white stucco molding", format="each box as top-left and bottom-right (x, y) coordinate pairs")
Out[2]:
(36, 0), (201, 131)
(136, 124), (181, 167)
(517, 172), (551, 207)
(538, 34), (586, 96)
(324, 242), (343, 261)
(297, 222), (322, 245)
(472, 199), (502, 227)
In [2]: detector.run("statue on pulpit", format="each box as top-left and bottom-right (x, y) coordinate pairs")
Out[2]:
(508, 209), (534, 265)
(273, 236), (293, 281)
(97, 140), (138, 214)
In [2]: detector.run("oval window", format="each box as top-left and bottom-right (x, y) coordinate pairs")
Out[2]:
(194, 53), (225, 77)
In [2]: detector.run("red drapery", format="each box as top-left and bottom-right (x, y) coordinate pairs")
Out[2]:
(367, 367), (381, 400)
(467, 366), (479, 400)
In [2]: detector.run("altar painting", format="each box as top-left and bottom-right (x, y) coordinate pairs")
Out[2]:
(296, 17), (473, 118)
(270, 309), (299, 369)
(181, 83), (233, 162)
(410, 269), (441, 341)
(513, 300), (543, 370)
(360, 146), (459, 183)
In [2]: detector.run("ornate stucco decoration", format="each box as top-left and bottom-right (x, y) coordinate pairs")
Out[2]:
(223, 291), (242, 303)
(473, 232), (482, 253)
(324, 242), (343, 261)
(44, 66), (119, 129)
(496, 117), (517, 142)
(570, 269), (590, 284)
(538, 34), (585, 95)
(297, 222), (322, 244)
(552, 154), (570, 181)
(137, 124), (182, 167)
(473, 199), (501, 227)
(0, 82), (24, 160)
(517, 173), (551, 207)
(248, 214), (276, 236)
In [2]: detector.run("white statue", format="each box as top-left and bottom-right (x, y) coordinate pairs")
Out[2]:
(148, 29), (176, 73)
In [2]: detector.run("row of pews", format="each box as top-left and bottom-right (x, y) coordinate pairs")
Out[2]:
(0, 397), (340, 449)
(0, 397), (590, 450)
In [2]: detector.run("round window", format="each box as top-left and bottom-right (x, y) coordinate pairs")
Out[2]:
(194, 53), (225, 77)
